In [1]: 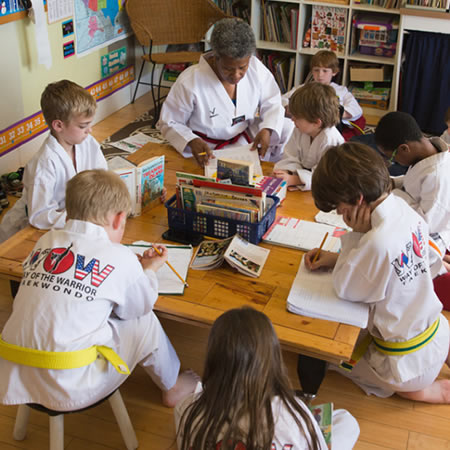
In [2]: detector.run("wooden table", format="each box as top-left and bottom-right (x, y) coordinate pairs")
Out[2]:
(0, 143), (360, 376)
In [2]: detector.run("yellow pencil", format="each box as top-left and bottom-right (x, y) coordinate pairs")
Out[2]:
(151, 245), (189, 287)
(198, 152), (207, 156)
(312, 232), (328, 264)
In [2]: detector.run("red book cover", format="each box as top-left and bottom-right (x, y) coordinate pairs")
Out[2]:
(192, 179), (263, 197)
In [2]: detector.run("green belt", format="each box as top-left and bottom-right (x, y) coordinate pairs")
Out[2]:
(340, 317), (440, 371)
(0, 334), (130, 375)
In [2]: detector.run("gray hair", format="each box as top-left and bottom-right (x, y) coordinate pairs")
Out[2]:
(210, 18), (256, 59)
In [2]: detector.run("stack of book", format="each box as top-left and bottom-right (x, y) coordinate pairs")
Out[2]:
(175, 172), (266, 224)
(107, 155), (164, 216)
(258, 52), (295, 93)
(261, 1), (299, 48)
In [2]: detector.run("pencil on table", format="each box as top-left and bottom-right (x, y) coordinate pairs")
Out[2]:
(198, 152), (207, 156)
(312, 232), (329, 264)
(151, 245), (189, 287)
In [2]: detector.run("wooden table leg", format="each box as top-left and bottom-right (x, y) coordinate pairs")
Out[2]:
(296, 354), (328, 402)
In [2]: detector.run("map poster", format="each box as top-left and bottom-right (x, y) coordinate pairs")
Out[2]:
(74, 0), (132, 56)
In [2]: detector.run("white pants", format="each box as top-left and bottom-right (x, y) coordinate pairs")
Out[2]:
(332, 409), (360, 450)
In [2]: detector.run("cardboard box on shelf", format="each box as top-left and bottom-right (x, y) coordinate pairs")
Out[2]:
(350, 65), (387, 82)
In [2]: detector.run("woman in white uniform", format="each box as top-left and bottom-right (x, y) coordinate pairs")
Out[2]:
(157, 18), (293, 166)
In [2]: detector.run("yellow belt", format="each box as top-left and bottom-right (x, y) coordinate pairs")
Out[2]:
(340, 317), (440, 371)
(0, 334), (130, 375)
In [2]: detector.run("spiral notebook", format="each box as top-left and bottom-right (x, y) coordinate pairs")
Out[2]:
(287, 259), (369, 328)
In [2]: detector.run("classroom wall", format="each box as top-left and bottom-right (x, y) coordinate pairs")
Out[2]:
(0, 12), (156, 174)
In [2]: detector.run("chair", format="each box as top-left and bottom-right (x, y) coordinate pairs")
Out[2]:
(13, 389), (138, 450)
(126, 0), (229, 125)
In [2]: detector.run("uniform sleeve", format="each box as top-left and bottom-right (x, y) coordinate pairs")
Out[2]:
(273, 131), (305, 172)
(340, 87), (363, 122)
(256, 62), (285, 140)
(91, 136), (107, 169)
(332, 232), (389, 303)
(26, 162), (67, 230)
(113, 268), (159, 320)
(157, 77), (199, 154)
(281, 86), (296, 107)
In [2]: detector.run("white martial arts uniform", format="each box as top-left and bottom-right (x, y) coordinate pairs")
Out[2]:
(331, 194), (449, 397)
(391, 137), (450, 253)
(175, 382), (360, 450)
(273, 126), (344, 191)
(0, 220), (180, 411)
(157, 53), (294, 162)
(0, 133), (107, 243)
(282, 82), (363, 125)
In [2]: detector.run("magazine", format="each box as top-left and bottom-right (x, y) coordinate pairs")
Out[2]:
(190, 235), (270, 278)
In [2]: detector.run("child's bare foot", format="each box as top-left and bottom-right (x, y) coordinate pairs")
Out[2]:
(397, 379), (450, 404)
(162, 370), (200, 408)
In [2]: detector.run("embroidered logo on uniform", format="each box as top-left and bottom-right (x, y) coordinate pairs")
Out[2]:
(209, 107), (218, 118)
(391, 225), (427, 285)
(43, 244), (74, 274)
(74, 255), (115, 287)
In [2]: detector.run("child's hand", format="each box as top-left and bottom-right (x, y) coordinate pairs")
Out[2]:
(138, 245), (168, 272)
(273, 170), (303, 189)
(342, 203), (371, 233)
(304, 249), (339, 271)
(160, 187), (167, 203)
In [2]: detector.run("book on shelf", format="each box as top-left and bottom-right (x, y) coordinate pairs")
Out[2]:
(311, 5), (347, 54)
(204, 144), (263, 179)
(309, 403), (333, 449)
(107, 155), (164, 216)
(216, 157), (254, 185)
(127, 241), (193, 295)
(262, 215), (346, 252)
(287, 259), (369, 328)
(190, 234), (270, 278)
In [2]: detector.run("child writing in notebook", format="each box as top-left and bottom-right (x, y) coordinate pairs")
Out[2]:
(175, 307), (360, 450)
(272, 82), (344, 191)
(375, 111), (450, 310)
(0, 169), (198, 411)
(0, 80), (107, 243)
(282, 50), (365, 140)
(305, 142), (450, 403)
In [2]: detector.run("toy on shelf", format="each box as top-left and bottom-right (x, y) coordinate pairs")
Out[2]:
(352, 14), (399, 58)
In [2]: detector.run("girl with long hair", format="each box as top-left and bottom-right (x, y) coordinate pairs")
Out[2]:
(175, 307), (359, 449)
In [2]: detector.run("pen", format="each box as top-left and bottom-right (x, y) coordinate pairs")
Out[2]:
(312, 232), (328, 264)
(126, 244), (189, 287)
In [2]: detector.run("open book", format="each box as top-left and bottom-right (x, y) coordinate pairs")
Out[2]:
(287, 259), (369, 328)
(309, 403), (333, 450)
(204, 144), (263, 178)
(262, 216), (346, 252)
(190, 235), (270, 278)
(128, 241), (193, 295)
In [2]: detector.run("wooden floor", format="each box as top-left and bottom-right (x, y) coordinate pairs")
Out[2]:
(1, 92), (450, 449)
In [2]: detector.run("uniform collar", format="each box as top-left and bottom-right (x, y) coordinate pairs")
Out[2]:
(370, 193), (396, 228)
(64, 219), (110, 240)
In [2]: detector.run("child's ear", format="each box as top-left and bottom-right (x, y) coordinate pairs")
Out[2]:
(112, 211), (127, 230)
(52, 119), (64, 132)
(398, 143), (410, 154)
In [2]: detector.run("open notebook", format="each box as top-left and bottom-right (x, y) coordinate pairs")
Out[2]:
(128, 241), (193, 295)
(287, 259), (369, 328)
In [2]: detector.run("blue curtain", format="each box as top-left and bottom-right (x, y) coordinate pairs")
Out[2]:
(400, 31), (450, 135)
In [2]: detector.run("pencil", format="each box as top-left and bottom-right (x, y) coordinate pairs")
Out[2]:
(126, 244), (189, 287)
(312, 232), (328, 264)
(151, 245), (189, 287)
(198, 152), (207, 156)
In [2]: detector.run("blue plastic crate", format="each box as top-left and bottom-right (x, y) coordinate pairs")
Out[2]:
(165, 194), (279, 244)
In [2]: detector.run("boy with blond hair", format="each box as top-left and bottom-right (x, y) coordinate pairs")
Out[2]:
(0, 169), (197, 410)
(0, 80), (107, 243)
(305, 142), (450, 404)
(273, 82), (344, 191)
(282, 50), (364, 140)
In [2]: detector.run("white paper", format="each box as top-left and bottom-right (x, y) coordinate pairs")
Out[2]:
(130, 241), (193, 295)
(33, 0), (52, 69)
(47, 0), (73, 23)
(204, 144), (263, 178)
(287, 259), (369, 328)
(263, 217), (341, 252)
(315, 210), (351, 230)
(109, 133), (160, 153)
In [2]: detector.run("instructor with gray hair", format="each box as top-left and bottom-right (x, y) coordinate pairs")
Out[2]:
(157, 18), (293, 166)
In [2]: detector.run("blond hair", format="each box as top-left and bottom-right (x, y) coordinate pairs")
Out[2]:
(289, 82), (340, 128)
(310, 50), (340, 73)
(41, 80), (96, 129)
(66, 170), (131, 226)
